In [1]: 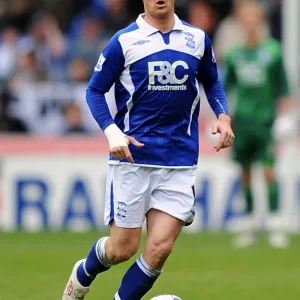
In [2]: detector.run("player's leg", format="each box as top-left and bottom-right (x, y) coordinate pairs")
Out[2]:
(258, 134), (279, 216)
(260, 141), (289, 248)
(114, 210), (183, 300)
(231, 125), (257, 247)
(62, 223), (142, 299)
(233, 165), (257, 248)
(106, 222), (141, 263)
(264, 164), (279, 214)
(62, 165), (149, 299)
(264, 165), (289, 248)
(113, 168), (195, 300)
(241, 166), (254, 217)
(77, 223), (142, 283)
(232, 120), (255, 217)
(144, 209), (183, 269)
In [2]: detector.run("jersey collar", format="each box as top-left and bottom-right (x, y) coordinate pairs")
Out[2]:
(136, 13), (185, 36)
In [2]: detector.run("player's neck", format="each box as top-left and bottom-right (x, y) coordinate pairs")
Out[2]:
(144, 12), (175, 33)
(245, 32), (262, 48)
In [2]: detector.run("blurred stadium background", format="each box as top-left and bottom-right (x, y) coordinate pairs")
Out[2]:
(0, 0), (300, 299)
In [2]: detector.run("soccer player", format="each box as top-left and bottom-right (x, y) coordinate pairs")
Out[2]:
(62, 0), (234, 299)
(222, 1), (291, 248)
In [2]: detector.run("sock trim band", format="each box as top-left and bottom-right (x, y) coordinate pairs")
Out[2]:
(136, 255), (161, 278)
(96, 237), (113, 268)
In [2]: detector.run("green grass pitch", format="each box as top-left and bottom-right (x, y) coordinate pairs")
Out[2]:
(1, 232), (300, 300)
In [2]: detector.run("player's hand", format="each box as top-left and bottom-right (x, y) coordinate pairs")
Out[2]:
(111, 135), (144, 164)
(212, 114), (235, 152)
(104, 124), (144, 164)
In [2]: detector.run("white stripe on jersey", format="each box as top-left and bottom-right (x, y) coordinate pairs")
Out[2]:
(215, 98), (226, 114)
(120, 66), (135, 132)
(187, 78), (201, 135)
(106, 84), (118, 119)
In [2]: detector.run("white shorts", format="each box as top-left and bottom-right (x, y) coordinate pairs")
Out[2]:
(104, 164), (196, 228)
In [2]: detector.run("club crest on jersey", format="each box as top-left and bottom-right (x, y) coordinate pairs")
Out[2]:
(94, 53), (106, 71)
(184, 32), (194, 41)
(186, 41), (195, 49)
(184, 32), (195, 49)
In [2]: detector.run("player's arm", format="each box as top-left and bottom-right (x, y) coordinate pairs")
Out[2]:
(222, 51), (236, 93)
(197, 34), (235, 151)
(86, 34), (143, 163)
(272, 47), (297, 141)
(276, 46), (293, 110)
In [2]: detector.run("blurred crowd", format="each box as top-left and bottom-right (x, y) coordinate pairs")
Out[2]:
(0, 0), (285, 135)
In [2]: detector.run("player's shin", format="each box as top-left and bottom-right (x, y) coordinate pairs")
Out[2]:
(77, 237), (113, 287)
(266, 181), (289, 247)
(233, 184), (256, 248)
(240, 185), (256, 232)
(268, 181), (279, 213)
(244, 186), (254, 216)
(114, 255), (161, 300)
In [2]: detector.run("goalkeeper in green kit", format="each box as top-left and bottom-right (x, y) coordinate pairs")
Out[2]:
(222, 1), (292, 248)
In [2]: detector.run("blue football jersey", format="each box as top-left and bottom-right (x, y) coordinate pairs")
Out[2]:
(87, 14), (229, 168)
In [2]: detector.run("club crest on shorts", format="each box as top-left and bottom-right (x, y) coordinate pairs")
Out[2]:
(117, 202), (127, 219)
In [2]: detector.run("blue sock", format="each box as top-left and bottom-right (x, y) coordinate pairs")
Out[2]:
(77, 237), (112, 287)
(114, 254), (161, 300)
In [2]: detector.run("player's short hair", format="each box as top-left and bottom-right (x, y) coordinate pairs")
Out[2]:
(236, 0), (266, 19)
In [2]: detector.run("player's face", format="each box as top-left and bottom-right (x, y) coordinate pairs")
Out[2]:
(143, 0), (175, 19)
(238, 4), (264, 34)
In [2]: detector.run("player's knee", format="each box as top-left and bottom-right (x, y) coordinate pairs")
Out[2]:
(108, 239), (139, 264)
(113, 246), (138, 263)
(241, 167), (251, 186)
(147, 240), (174, 267)
(264, 167), (275, 184)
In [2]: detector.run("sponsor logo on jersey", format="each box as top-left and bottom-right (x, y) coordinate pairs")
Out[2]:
(147, 61), (189, 91)
(236, 61), (266, 85)
(133, 40), (150, 45)
(94, 53), (106, 71)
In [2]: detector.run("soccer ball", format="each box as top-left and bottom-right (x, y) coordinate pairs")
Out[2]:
(150, 296), (182, 300)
